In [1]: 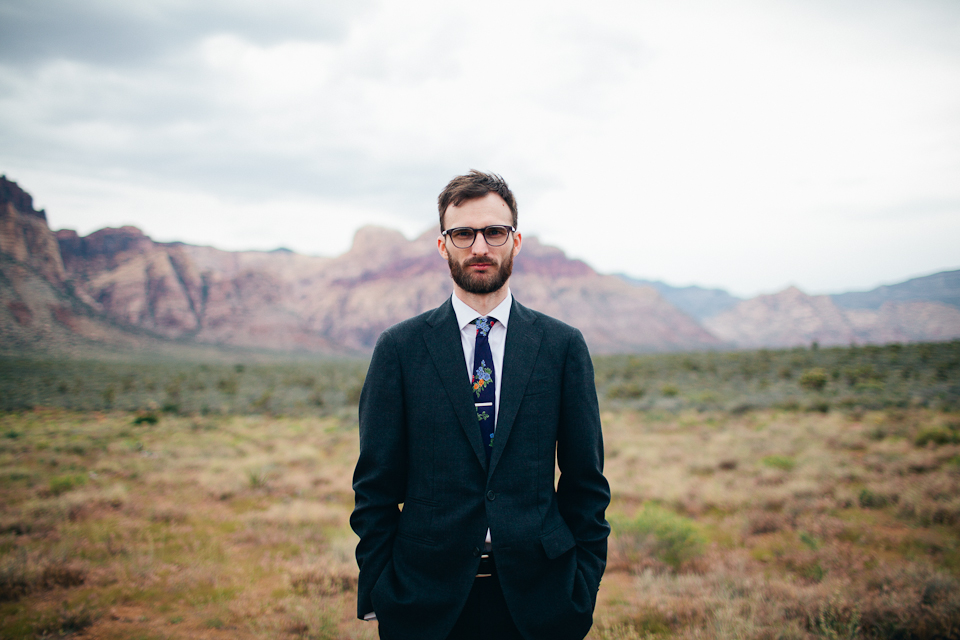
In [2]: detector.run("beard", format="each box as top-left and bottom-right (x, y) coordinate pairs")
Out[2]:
(447, 251), (514, 295)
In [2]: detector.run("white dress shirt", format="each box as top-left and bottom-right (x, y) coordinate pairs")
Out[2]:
(451, 289), (512, 427)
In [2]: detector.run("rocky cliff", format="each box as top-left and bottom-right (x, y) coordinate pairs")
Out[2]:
(0, 176), (65, 284)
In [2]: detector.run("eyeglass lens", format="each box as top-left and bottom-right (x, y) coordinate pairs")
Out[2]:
(448, 226), (512, 248)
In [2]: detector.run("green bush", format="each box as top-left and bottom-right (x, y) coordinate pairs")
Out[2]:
(48, 474), (85, 496)
(132, 412), (159, 425)
(858, 488), (891, 509)
(606, 382), (645, 400)
(799, 368), (828, 392)
(762, 455), (796, 471)
(612, 503), (704, 571)
(806, 400), (830, 413)
(914, 425), (959, 447)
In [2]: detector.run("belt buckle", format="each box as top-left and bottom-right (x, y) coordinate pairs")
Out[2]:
(476, 554), (493, 578)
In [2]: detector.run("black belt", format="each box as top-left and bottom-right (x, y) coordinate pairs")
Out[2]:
(476, 553), (495, 578)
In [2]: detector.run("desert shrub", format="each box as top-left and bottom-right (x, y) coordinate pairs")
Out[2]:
(607, 382), (645, 400)
(48, 474), (85, 496)
(806, 400), (831, 413)
(217, 375), (239, 395)
(247, 468), (269, 489)
(0, 554), (85, 602)
(38, 564), (86, 590)
(807, 591), (860, 639)
(660, 384), (679, 398)
(346, 382), (364, 405)
(289, 568), (357, 596)
(799, 368), (829, 392)
(595, 610), (674, 639)
(611, 504), (704, 571)
(0, 557), (30, 602)
(776, 398), (801, 411)
(859, 488), (894, 509)
(762, 455), (796, 472)
(30, 601), (97, 636)
(132, 411), (159, 425)
(746, 511), (789, 535)
(914, 424), (959, 447)
(860, 564), (960, 640)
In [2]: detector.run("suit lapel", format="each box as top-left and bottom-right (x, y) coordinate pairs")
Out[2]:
(423, 299), (488, 469)
(489, 299), (542, 477)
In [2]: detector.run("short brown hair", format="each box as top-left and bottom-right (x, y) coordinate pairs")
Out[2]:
(437, 170), (518, 231)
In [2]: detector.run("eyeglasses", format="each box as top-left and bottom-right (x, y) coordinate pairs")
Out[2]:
(441, 225), (516, 249)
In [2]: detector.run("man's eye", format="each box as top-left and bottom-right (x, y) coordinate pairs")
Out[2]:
(485, 228), (506, 239)
(452, 230), (474, 241)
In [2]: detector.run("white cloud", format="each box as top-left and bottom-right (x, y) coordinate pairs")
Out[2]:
(1, 0), (958, 296)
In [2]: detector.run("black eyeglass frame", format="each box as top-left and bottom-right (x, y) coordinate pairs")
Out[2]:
(441, 225), (517, 249)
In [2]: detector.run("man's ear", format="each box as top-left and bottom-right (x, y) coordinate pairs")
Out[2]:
(512, 231), (522, 257)
(437, 234), (449, 260)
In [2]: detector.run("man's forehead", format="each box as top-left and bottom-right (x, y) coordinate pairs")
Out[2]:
(445, 193), (512, 225)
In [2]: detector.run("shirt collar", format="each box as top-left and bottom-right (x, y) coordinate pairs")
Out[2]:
(452, 288), (512, 331)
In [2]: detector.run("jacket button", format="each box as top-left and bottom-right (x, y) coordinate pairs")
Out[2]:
(486, 490), (496, 501)
(472, 547), (481, 557)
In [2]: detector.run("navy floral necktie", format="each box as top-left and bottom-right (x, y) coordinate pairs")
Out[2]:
(471, 317), (496, 461)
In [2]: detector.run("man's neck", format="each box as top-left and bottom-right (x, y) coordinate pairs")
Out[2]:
(453, 282), (510, 316)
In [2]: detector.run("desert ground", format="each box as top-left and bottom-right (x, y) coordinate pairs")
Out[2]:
(1, 341), (958, 639)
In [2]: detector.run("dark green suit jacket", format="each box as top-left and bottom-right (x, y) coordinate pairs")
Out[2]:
(351, 297), (610, 640)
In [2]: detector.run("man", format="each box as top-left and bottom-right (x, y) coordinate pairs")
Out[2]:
(351, 170), (610, 640)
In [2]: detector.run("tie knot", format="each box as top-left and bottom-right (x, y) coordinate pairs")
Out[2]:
(473, 316), (496, 337)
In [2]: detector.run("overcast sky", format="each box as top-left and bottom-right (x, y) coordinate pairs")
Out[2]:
(1, 0), (958, 297)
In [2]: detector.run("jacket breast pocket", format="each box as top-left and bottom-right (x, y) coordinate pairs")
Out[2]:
(524, 374), (555, 398)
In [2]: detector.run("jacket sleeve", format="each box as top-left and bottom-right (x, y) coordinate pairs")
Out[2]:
(556, 328), (611, 594)
(350, 329), (408, 619)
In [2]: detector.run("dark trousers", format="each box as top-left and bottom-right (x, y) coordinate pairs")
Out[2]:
(446, 563), (524, 640)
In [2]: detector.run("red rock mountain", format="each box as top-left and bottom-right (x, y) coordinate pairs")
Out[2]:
(3, 176), (958, 355)
(52, 224), (719, 354)
(1, 176), (169, 354)
(1, 176), (65, 284)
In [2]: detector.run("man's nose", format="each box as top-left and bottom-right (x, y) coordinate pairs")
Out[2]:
(471, 232), (491, 254)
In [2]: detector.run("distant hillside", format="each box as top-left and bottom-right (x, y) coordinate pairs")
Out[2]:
(619, 271), (960, 349)
(831, 270), (960, 311)
(1, 176), (718, 355)
(703, 286), (960, 349)
(618, 276), (742, 321)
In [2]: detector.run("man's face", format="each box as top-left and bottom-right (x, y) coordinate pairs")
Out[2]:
(437, 192), (522, 296)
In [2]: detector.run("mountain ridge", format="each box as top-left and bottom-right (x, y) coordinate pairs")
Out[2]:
(2, 176), (959, 355)
(44, 220), (719, 354)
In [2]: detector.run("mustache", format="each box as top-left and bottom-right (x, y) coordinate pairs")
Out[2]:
(463, 257), (497, 266)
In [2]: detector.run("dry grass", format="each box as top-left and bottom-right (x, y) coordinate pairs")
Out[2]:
(1, 406), (958, 638)
(0, 408), (370, 639)
(597, 408), (960, 640)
